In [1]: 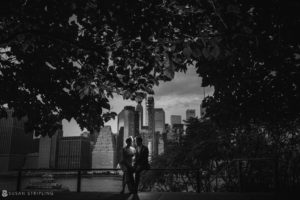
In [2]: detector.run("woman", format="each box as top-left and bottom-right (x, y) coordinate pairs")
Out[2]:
(120, 136), (136, 194)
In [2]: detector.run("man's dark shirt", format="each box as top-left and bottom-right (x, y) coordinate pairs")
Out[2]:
(134, 145), (149, 169)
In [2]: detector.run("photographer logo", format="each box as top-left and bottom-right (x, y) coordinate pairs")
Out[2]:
(2, 190), (8, 198)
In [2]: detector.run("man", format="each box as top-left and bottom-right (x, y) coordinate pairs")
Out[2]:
(133, 136), (150, 193)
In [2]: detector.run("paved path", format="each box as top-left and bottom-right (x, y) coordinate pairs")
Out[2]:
(3, 192), (298, 200)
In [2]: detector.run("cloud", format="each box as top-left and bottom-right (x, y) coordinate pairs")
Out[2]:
(155, 95), (201, 110)
(63, 66), (214, 135)
(153, 66), (214, 97)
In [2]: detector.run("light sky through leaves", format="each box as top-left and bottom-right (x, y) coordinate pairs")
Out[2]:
(63, 66), (213, 136)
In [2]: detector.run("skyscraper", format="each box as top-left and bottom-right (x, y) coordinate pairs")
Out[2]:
(135, 99), (143, 131)
(92, 126), (116, 169)
(117, 106), (137, 165)
(155, 108), (165, 134)
(57, 135), (91, 169)
(147, 96), (156, 156)
(38, 129), (62, 169)
(134, 111), (139, 136)
(155, 108), (165, 155)
(170, 115), (181, 127)
(144, 100), (148, 126)
(116, 127), (124, 167)
(117, 106), (136, 145)
(0, 109), (34, 171)
(186, 109), (196, 120)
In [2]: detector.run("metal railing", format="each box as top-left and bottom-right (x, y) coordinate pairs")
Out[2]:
(12, 168), (202, 193)
(6, 158), (299, 193)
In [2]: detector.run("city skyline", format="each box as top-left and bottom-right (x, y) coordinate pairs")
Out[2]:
(0, 94), (188, 171)
(63, 66), (214, 136)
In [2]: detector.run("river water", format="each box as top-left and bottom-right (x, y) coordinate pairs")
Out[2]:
(0, 175), (124, 192)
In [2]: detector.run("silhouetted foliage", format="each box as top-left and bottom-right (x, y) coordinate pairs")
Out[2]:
(1, 0), (194, 135)
(1, 0), (299, 137)
(143, 117), (300, 192)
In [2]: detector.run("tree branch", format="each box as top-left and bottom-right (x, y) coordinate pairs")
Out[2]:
(209, 0), (228, 30)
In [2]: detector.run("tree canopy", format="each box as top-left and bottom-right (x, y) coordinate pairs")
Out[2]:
(142, 117), (300, 192)
(1, 0), (299, 136)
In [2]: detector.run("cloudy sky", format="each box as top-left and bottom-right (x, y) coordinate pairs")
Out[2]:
(62, 66), (214, 136)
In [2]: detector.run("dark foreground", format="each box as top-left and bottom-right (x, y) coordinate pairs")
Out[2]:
(3, 192), (299, 200)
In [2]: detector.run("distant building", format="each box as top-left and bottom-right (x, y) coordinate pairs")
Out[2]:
(92, 126), (116, 169)
(38, 129), (62, 169)
(0, 110), (34, 171)
(186, 109), (196, 120)
(139, 126), (149, 144)
(163, 124), (171, 150)
(164, 124), (171, 141)
(116, 127), (124, 167)
(38, 136), (52, 168)
(139, 126), (152, 161)
(57, 136), (91, 169)
(118, 106), (136, 145)
(117, 106), (138, 166)
(90, 130), (100, 145)
(147, 138), (152, 161)
(170, 115), (181, 127)
(147, 96), (156, 156)
(134, 111), (139, 136)
(144, 101), (148, 126)
(158, 133), (164, 155)
(166, 122), (184, 146)
(155, 108), (165, 134)
(135, 100), (143, 131)
(166, 124), (176, 142)
(155, 108), (165, 155)
(172, 124), (184, 144)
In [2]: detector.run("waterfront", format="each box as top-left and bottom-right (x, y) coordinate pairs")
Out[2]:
(0, 175), (123, 192)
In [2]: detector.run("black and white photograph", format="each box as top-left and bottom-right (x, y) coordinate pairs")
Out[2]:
(0, 0), (299, 200)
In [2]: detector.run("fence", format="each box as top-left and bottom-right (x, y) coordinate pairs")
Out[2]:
(139, 158), (300, 192)
(1, 158), (299, 193)
(2, 168), (202, 193)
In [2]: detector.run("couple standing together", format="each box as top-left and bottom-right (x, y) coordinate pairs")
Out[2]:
(120, 136), (150, 194)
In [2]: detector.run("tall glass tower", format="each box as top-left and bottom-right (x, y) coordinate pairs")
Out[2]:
(135, 99), (143, 132)
(147, 96), (157, 156)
